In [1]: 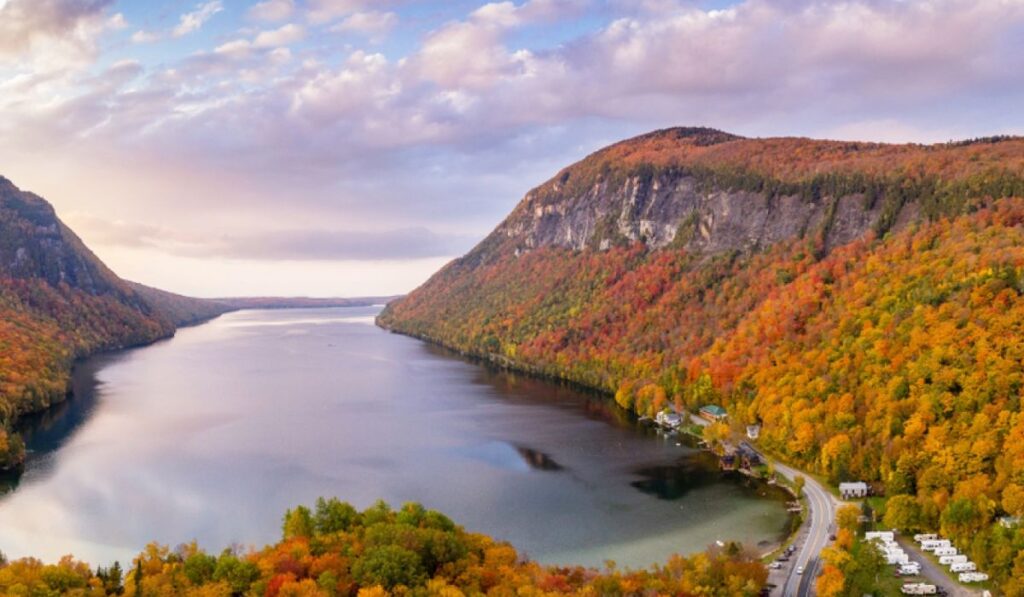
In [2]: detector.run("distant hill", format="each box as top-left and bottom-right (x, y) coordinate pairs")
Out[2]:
(213, 296), (399, 310)
(379, 128), (1024, 592)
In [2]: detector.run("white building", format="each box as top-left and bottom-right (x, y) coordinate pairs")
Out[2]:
(746, 424), (761, 439)
(839, 482), (869, 498)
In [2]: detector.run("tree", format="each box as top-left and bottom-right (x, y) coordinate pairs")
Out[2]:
(815, 564), (845, 597)
(883, 495), (923, 532)
(314, 498), (359, 535)
(836, 504), (861, 533)
(282, 505), (314, 539)
(351, 545), (426, 590)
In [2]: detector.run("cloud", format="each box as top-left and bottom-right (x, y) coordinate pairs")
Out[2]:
(248, 0), (295, 22)
(173, 1), (223, 38)
(254, 23), (305, 48)
(68, 214), (473, 260)
(0, 0), (116, 69)
(131, 30), (159, 44)
(330, 11), (398, 39)
(305, 0), (380, 25)
(6, 0), (1024, 295)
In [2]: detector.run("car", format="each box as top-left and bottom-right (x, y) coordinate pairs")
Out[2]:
(796, 566), (804, 575)
(768, 562), (782, 569)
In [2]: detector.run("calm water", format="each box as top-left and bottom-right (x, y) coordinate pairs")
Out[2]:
(0, 307), (790, 567)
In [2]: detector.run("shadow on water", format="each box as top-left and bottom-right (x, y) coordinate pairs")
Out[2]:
(515, 446), (564, 471)
(0, 352), (126, 496)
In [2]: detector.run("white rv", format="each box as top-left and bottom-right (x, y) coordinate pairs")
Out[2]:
(901, 583), (937, 595)
(950, 562), (977, 573)
(939, 554), (967, 565)
(898, 563), (922, 576)
(913, 533), (938, 543)
(865, 531), (895, 542)
(920, 539), (951, 551)
(933, 546), (957, 556)
(959, 572), (989, 583)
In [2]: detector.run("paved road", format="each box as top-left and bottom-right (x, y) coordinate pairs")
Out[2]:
(694, 426), (836, 597)
(771, 460), (837, 597)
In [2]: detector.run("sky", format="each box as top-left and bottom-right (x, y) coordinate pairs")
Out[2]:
(1, 0), (1023, 297)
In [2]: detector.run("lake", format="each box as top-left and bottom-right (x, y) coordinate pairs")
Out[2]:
(0, 307), (791, 568)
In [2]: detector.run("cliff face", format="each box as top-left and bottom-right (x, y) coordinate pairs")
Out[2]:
(465, 127), (1024, 267)
(0, 178), (143, 304)
(491, 172), (890, 257)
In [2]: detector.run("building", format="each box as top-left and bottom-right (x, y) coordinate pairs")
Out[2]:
(839, 482), (869, 499)
(999, 516), (1021, 528)
(746, 424), (761, 439)
(655, 410), (682, 429)
(699, 405), (727, 422)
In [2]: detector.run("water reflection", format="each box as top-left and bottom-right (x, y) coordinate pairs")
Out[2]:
(515, 446), (563, 471)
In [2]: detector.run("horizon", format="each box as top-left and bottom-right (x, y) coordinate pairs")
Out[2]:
(3, 0), (1023, 297)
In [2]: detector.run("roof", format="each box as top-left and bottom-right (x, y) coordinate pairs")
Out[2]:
(839, 482), (869, 490)
(700, 405), (727, 415)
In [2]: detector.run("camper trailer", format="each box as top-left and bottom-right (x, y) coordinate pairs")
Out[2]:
(933, 547), (957, 556)
(865, 531), (895, 542)
(914, 534), (938, 543)
(901, 584), (937, 595)
(950, 562), (977, 573)
(959, 572), (989, 583)
(920, 539), (951, 551)
(898, 563), (922, 576)
(939, 554), (967, 565)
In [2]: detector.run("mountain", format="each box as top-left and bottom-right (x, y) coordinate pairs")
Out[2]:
(378, 128), (1024, 592)
(0, 177), (230, 470)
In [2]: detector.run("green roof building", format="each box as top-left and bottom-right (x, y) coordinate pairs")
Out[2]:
(699, 405), (727, 421)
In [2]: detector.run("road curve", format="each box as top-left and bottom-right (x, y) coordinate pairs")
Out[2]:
(771, 460), (837, 597)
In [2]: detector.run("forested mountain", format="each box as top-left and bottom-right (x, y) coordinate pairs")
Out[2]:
(0, 177), (230, 471)
(378, 128), (1024, 593)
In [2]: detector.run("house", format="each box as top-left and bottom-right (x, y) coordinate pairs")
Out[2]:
(655, 410), (682, 429)
(839, 481), (869, 499)
(737, 442), (762, 467)
(999, 516), (1021, 529)
(699, 405), (727, 422)
(746, 424), (761, 440)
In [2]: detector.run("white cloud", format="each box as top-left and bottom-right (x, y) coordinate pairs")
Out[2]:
(0, 0), (117, 70)
(253, 23), (305, 48)
(305, 0), (379, 25)
(248, 0), (295, 22)
(131, 30), (159, 44)
(331, 11), (398, 39)
(173, 1), (223, 38)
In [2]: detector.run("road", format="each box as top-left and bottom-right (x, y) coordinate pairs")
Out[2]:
(771, 460), (838, 597)
(689, 420), (837, 597)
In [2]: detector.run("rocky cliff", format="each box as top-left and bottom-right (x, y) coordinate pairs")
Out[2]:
(465, 128), (1023, 266)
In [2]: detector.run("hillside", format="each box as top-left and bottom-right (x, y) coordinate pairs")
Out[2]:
(0, 498), (766, 596)
(378, 128), (1024, 593)
(0, 177), (229, 471)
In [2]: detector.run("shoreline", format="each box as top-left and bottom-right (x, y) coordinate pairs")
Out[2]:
(379, 320), (808, 558)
